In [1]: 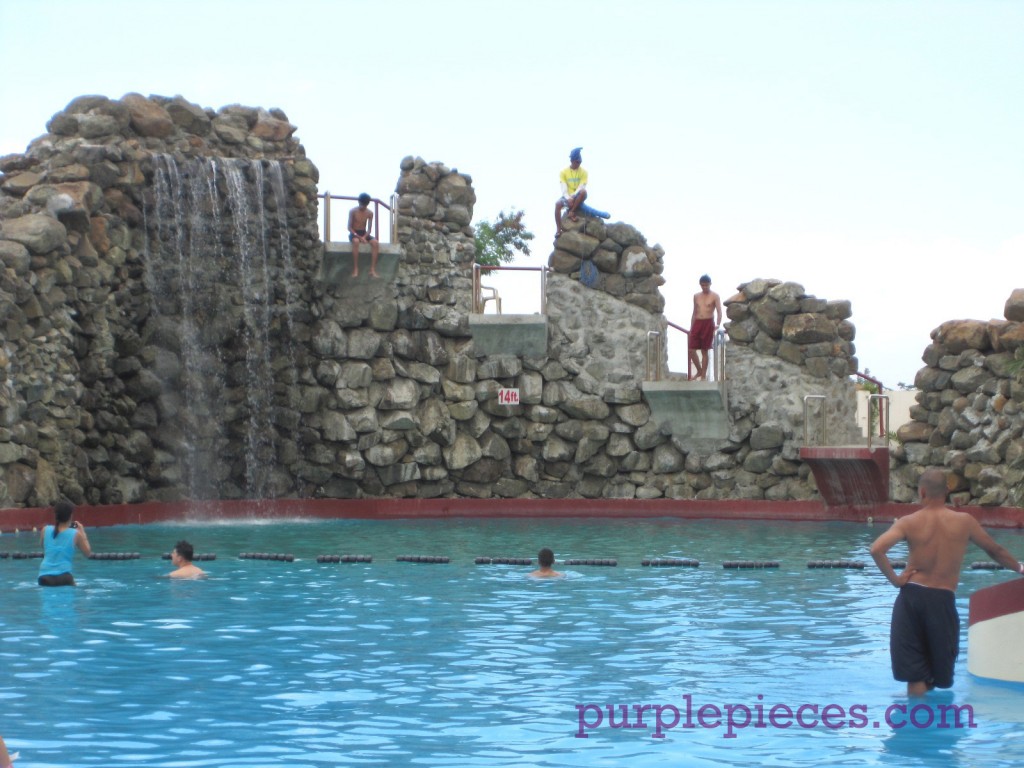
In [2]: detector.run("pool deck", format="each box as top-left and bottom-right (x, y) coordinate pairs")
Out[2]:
(2, 498), (1023, 532)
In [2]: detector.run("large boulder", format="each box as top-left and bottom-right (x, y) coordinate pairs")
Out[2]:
(1, 214), (67, 254)
(933, 319), (990, 354)
(781, 313), (834, 344)
(1005, 289), (1024, 323)
(121, 93), (175, 138)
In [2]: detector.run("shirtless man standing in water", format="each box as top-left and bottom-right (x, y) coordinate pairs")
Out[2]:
(688, 275), (722, 380)
(870, 469), (1024, 696)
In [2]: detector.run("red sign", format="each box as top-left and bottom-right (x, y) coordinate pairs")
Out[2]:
(497, 388), (520, 405)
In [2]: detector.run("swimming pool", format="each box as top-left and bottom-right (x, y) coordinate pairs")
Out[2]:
(2, 518), (1022, 767)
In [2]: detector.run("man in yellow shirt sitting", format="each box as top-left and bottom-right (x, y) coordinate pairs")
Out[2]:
(555, 147), (589, 232)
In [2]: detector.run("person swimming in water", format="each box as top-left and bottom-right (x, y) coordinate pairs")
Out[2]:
(167, 540), (207, 579)
(529, 547), (563, 578)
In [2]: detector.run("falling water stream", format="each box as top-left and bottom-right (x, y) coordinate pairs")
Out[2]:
(145, 155), (291, 501)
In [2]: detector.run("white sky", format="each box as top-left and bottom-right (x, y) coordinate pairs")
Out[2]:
(1, 0), (1021, 387)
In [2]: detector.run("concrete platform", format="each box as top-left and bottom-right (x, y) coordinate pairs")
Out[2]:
(641, 380), (729, 440)
(469, 314), (548, 357)
(799, 445), (890, 506)
(319, 242), (403, 285)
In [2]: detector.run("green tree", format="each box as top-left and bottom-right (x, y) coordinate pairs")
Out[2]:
(474, 209), (534, 266)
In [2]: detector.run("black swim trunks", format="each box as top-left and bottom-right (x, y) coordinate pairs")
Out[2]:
(349, 229), (376, 242)
(38, 572), (76, 587)
(890, 583), (960, 688)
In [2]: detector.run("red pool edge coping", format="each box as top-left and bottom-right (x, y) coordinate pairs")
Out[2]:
(969, 579), (1024, 626)
(2, 498), (1024, 533)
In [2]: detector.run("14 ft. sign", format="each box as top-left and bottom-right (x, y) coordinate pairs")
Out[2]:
(497, 388), (520, 406)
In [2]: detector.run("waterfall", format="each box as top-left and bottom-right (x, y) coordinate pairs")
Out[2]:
(268, 162), (299, 362)
(145, 155), (292, 502)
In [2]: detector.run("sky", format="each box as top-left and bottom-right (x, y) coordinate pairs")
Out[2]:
(1, 0), (1021, 388)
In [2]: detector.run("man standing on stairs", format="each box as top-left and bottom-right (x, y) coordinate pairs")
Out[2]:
(688, 274), (722, 380)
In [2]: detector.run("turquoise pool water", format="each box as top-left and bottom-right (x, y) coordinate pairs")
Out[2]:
(1, 518), (1022, 767)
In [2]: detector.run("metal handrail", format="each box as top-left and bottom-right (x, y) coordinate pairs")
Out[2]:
(713, 328), (728, 411)
(471, 264), (550, 315)
(663, 320), (694, 379)
(854, 370), (885, 393)
(854, 370), (889, 441)
(319, 192), (395, 243)
(645, 324), (728, 381)
(646, 331), (663, 381)
(867, 394), (890, 449)
(803, 395), (827, 445)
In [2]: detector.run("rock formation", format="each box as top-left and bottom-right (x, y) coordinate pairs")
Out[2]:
(890, 289), (1024, 506)
(1, 93), (871, 509)
(0, 94), (318, 505)
(721, 279), (862, 499)
(548, 217), (666, 314)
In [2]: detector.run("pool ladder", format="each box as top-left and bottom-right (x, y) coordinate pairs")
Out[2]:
(803, 393), (889, 448)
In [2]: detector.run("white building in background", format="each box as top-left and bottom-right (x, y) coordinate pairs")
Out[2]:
(856, 388), (917, 439)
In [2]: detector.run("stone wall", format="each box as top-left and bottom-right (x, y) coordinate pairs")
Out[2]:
(548, 216), (666, 314)
(0, 94), (320, 506)
(0, 94), (871, 508)
(724, 278), (858, 379)
(720, 280), (862, 499)
(891, 290), (1024, 506)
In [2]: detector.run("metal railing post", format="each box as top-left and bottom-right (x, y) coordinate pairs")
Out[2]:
(323, 191), (330, 242)
(803, 395), (827, 446)
(714, 328), (728, 412)
(318, 192), (396, 245)
(390, 193), (398, 243)
(712, 328), (727, 382)
(466, 265), (551, 316)
(867, 394), (890, 449)
(646, 331), (663, 381)
(472, 264), (482, 313)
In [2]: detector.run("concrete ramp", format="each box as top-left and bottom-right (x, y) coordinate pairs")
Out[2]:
(641, 381), (729, 440)
(800, 446), (890, 506)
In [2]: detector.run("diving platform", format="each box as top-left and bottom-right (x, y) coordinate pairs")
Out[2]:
(319, 242), (403, 285)
(641, 380), (729, 440)
(799, 446), (890, 506)
(469, 314), (548, 357)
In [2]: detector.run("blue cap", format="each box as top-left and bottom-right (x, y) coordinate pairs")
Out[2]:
(569, 147), (583, 162)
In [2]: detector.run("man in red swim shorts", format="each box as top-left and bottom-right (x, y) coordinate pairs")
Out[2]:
(688, 274), (722, 380)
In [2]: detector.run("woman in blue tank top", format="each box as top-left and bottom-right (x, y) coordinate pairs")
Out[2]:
(38, 500), (92, 587)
